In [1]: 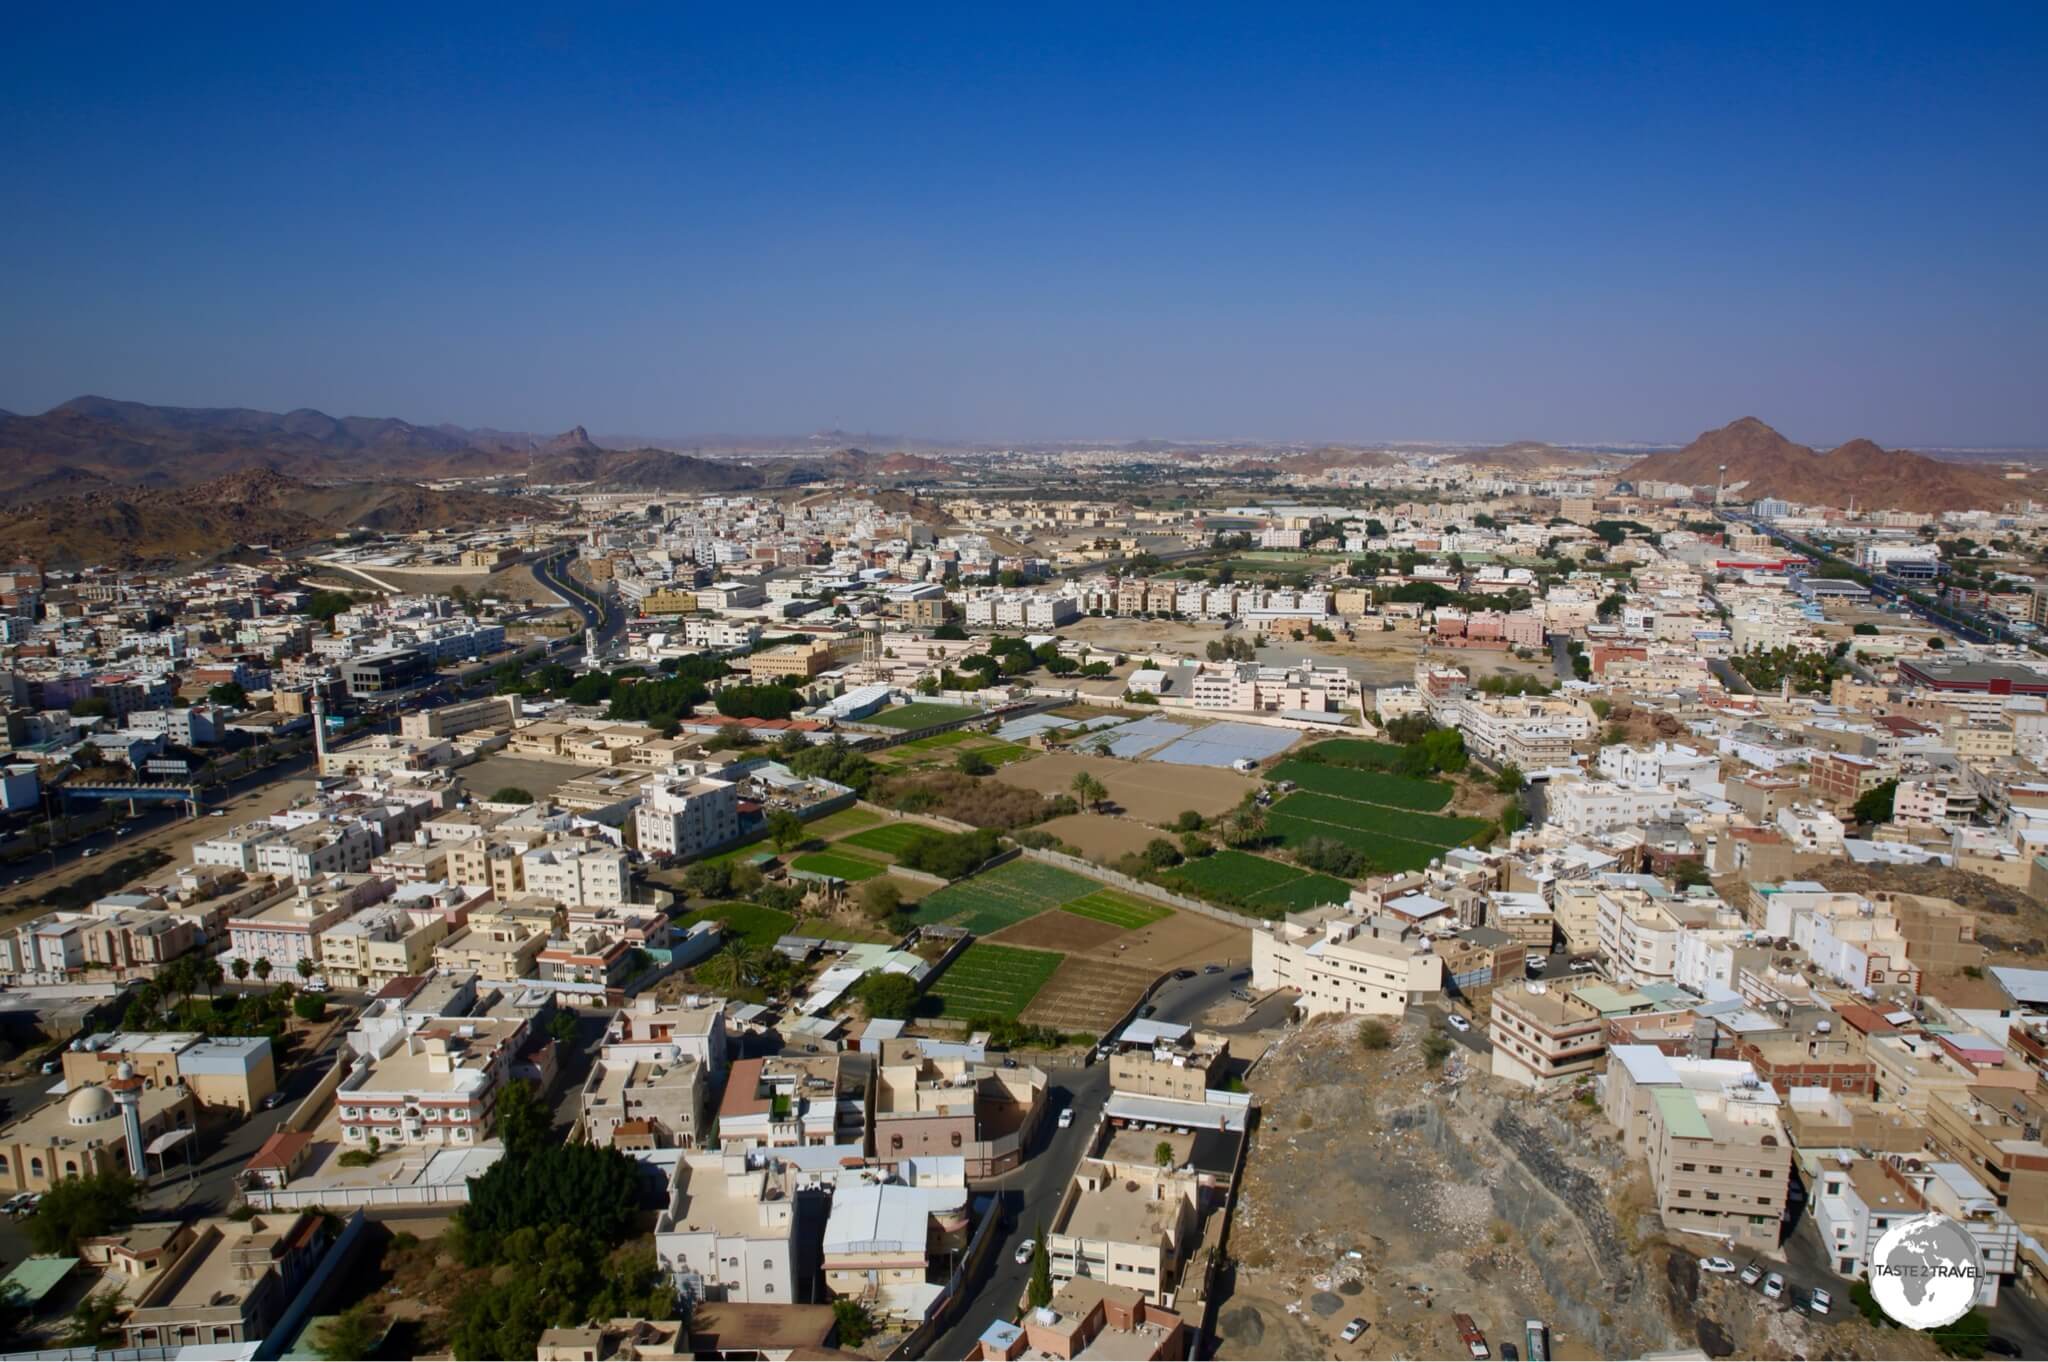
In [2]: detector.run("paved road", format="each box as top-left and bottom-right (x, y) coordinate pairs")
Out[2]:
(1550, 633), (1575, 686)
(532, 551), (624, 653)
(925, 968), (1281, 1359)
(1707, 657), (1754, 696)
(1, 749), (318, 922)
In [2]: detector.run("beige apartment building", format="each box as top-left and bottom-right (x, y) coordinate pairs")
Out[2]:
(741, 640), (832, 680)
(432, 916), (547, 981)
(336, 1016), (525, 1150)
(582, 1054), (708, 1150)
(1606, 1046), (1790, 1252)
(399, 694), (520, 741)
(1925, 1085), (2048, 1228)
(1251, 912), (1444, 1019)
(1049, 1157), (1201, 1305)
(121, 1212), (334, 1350)
(61, 1032), (276, 1113)
(1489, 981), (1606, 1089)
(1106, 1023), (1223, 1102)
(317, 908), (454, 991)
(446, 839), (526, 899)
(872, 1043), (1045, 1178)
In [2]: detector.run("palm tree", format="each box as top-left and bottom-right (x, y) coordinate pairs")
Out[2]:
(1070, 772), (1106, 810)
(201, 958), (223, 998)
(230, 958), (250, 982)
(701, 942), (764, 992)
(253, 958), (272, 982)
(296, 958), (314, 981)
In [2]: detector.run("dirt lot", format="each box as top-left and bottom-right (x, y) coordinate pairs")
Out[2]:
(1034, 812), (1167, 859)
(1216, 1016), (1871, 1362)
(996, 752), (1258, 822)
(994, 910), (1128, 955)
(1020, 955), (1151, 1033)
(458, 754), (606, 801)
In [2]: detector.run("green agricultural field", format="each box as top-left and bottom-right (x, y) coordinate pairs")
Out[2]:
(1263, 811), (1444, 872)
(838, 822), (933, 858)
(895, 729), (975, 752)
(911, 858), (1104, 934)
(1246, 872), (1353, 913)
(976, 741), (1036, 768)
(1271, 791), (1486, 846)
(1168, 849), (1309, 898)
(1269, 759), (1453, 811)
(929, 943), (1066, 1020)
(804, 806), (883, 837)
(790, 851), (886, 882)
(672, 902), (796, 950)
(867, 702), (981, 730)
(1061, 889), (1171, 930)
(1294, 738), (1405, 770)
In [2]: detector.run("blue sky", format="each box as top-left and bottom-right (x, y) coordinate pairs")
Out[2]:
(2, 5), (2043, 445)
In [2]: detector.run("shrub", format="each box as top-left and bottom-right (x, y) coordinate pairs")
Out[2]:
(1358, 1019), (1392, 1050)
(489, 786), (534, 805)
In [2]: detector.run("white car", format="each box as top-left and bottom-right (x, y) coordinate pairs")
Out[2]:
(1524, 954), (1546, 971)
(1014, 1239), (1036, 1266)
(1763, 1272), (1786, 1301)
(1569, 959), (1595, 973)
(1340, 1318), (1368, 1343)
(1700, 1256), (1737, 1275)
(1446, 1014), (1471, 1032)
(210, 810), (227, 818)
(1057, 1107), (1074, 1129)
(1808, 1287), (1832, 1315)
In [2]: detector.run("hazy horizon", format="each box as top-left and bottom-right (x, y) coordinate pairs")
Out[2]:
(4, 7), (2044, 447)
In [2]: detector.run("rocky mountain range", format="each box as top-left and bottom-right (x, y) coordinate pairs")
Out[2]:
(1622, 417), (2027, 513)
(1447, 441), (1608, 471)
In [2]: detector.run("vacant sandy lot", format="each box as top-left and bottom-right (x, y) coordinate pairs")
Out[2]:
(1035, 812), (1165, 859)
(459, 754), (605, 800)
(996, 752), (1258, 821)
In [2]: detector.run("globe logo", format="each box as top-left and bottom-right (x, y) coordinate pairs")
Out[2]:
(1869, 1213), (1982, 1330)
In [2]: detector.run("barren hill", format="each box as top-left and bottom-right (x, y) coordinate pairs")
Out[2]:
(1447, 441), (1596, 472)
(1623, 417), (2023, 513)
(0, 469), (559, 567)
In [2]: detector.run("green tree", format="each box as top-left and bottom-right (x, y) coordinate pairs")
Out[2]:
(1853, 779), (1898, 826)
(1027, 1223), (1054, 1309)
(63, 1289), (128, 1348)
(956, 749), (993, 776)
(296, 956), (314, 980)
(1070, 772), (1107, 810)
(1358, 1019), (1392, 1050)
(1142, 838), (1183, 869)
(1155, 1140), (1175, 1167)
(253, 958), (273, 981)
(493, 1079), (554, 1160)
(206, 681), (249, 708)
(1172, 810), (1205, 833)
(231, 957), (250, 982)
(701, 941), (765, 993)
(857, 878), (902, 921)
(832, 1298), (878, 1346)
(856, 970), (921, 1021)
(1494, 763), (1524, 794)
(1671, 858), (1712, 890)
(1421, 1031), (1453, 1069)
(25, 1171), (141, 1255)
(311, 1302), (386, 1362)
(547, 1009), (579, 1046)
(293, 993), (326, 1022)
(766, 809), (806, 852)
(683, 861), (735, 899)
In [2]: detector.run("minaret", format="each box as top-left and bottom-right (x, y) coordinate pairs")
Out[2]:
(1715, 463), (1727, 507)
(311, 693), (330, 774)
(109, 1063), (147, 1178)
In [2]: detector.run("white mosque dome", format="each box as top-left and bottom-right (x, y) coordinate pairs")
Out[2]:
(67, 1084), (115, 1125)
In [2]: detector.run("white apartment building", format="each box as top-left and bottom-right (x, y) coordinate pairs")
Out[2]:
(1188, 660), (1354, 715)
(520, 839), (632, 908)
(1550, 780), (1682, 837)
(636, 774), (740, 860)
(1454, 695), (1596, 769)
(1597, 742), (1720, 795)
(1251, 913), (1444, 1018)
(654, 1151), (800, 1304)
(1596, 891), (1686, 990)
(336, 1014), (525, 1150)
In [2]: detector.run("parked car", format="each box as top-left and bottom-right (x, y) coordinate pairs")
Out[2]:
(262, 1091), (286, 1110)
(1447, 1014), (1471, 1032)
(1568, 959), (1595, 972)
(40, 1059), (59, 1074)
(1700, 1257), (1737, 1275)
(1171, 968), (1195, 980)
(1763, 1272), (1786, 1301)
(210, 810), (227, 817)
(1808, 1288), (1832, 1315)
(1340, 1318), (1369, 1343)
(1138, 1004), (1156, 1019)
(79, 849), (97, 858)
(1057, 1107), (1074, 1129)
(1230, 988), (1254, 1002)
(1738, 1262), (1763, 1286)
(1524, 954), (1546, 971)
(1014, 1239), (1036, 1266)
(1203, 963), (1223, 974)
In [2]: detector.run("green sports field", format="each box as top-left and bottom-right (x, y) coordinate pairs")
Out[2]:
(790, 851), (886, 882)
(929, 942), (1066, 1019)
(866, 702), (981, 730)
(1060, 889), (1171, 930)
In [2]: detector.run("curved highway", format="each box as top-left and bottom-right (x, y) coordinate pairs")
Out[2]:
(532, 550), (624, 654)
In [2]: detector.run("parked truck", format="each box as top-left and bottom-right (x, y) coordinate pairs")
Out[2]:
(1525, 1319), (1549, 1361)
(1453, 1313), (1490, 1360)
